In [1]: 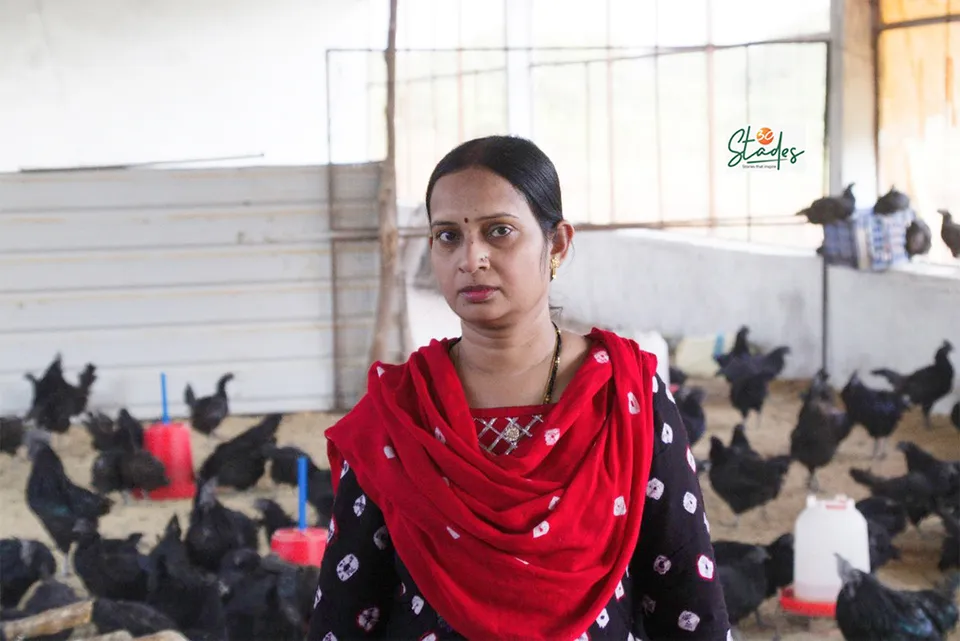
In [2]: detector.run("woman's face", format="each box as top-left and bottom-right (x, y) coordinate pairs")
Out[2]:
(428, 167), (572, 328)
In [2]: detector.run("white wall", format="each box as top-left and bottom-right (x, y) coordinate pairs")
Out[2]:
(550, 230), (960, 413)
(0, 163), (395, 417)
(0, 0), (390, 171)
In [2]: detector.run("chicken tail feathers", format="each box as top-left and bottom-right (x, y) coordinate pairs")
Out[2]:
(849, 467), (882, 489)
(870, 368), (906, 390)
(78, 364), (97, 392)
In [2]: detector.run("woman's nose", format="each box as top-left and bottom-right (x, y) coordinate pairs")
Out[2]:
(458, 240), (488, 273)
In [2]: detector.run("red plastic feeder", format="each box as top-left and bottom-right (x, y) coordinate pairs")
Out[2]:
(271, 527), (328, 566)
(134, 421), (196, 500)
(778, 585), (836, 618)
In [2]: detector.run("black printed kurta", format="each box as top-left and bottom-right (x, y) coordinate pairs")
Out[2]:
(308, 373), (731, 640)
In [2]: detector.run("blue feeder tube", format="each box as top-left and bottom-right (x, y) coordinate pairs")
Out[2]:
(160, 372), (170, 424)
(298, 455), (308, 531)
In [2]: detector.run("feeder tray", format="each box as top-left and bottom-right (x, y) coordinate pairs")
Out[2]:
(779, 585), (836, 618)
(271, 527), (329, 566)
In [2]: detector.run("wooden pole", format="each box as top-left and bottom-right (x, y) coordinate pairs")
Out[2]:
(131, 631), (191, 641)
(77, 631), (134, 641)
(368, 0), (400, 367)
(0, 599), (93, 640)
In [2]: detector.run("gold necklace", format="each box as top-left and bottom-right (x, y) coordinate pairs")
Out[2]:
(452, 324), (563, 454)
(541, 322), (562, 404)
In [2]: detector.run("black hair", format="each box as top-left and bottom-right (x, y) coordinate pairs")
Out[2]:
(424, 135), (564, 239)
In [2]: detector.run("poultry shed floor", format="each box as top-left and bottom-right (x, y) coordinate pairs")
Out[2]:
(1, 377), (958, 640)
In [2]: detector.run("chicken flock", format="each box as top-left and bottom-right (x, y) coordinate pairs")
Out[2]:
(797, 184), (960, 260)
(673, 326), (958, 639)
(0, 355), (333, 641)
(0, 338), (958, 641)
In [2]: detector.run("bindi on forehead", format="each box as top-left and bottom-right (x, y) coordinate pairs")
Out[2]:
(464, 217), (469, 223)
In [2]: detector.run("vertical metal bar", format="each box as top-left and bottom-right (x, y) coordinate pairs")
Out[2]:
(821, 251), (829, 375)
(822, 0), (847, 375)
(871, 0), (882, 193)
(457, 2), (465, 141)
(820, 44), (832, 374)
(330, 238), (344, 410)
(705, 0), (717, 229)
(503, 0), (511, 132)
(325, 49), (344, 409)
(828, 0), (846, 195)
(745, 45), (752, 241)
(326, 49), (337, 229)
(585, 61), (592, 223)
(653, 0), (665, 225)
(432, 53), (440, 162)
(606, 0), (617, 222)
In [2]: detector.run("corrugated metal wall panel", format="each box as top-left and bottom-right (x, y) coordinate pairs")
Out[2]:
(0, 163), (384, 417)
(0, 164), (378, 211)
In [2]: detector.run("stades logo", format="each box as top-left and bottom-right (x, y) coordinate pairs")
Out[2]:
(727, 125), (806, 170)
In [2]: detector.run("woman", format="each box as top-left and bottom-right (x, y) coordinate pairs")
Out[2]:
(308, 136), (731, 641)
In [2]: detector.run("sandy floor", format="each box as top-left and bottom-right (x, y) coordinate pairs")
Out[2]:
(1, 378), (958, 641)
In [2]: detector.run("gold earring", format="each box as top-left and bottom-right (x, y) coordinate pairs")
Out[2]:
(550, 256), (560, 281)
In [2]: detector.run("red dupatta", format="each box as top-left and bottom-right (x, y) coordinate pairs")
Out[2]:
(325, 328), (657, 641)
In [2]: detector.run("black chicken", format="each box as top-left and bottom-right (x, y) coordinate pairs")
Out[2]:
(796, 183), (856, 225)
(707, 433), (791, 527)
(0, 417), (25, 457)
(25, 432), (112, 575)
(84, 409), (145, 452)
(219, 551), (304, 641)
(266, 555), (322, 638)
(144, 514), (226, 639)
(262, 444), (334, 522)
(254, 498), (297, 545)
(856, 496), (908, 538)
(714, 326), (751, 370)
(71, 519), (148, 601)
(841, 371), (910, 459)
(905, 216), (933, 258)
(82, 411), (116, 451)
(835, 554), (959, 640)
(185, 477), (259, 572)
(24, 354), (97, 437)
(185, 373), (235, 438)
(89, 420), (168, 503)
(198, 414), (282, 491)
(673, 385), (706, 446)
(938, 209), (960, 257)
(668, 365), (688, 388)
(0, 578), (80, 641)
(849, 468), (936, 529)
(873, 186), (911, 215)
(936, 503), (959, 571)
(712, 533), (793, 628)
(729, 423), (759, 459)
(872, 341), (954, 429)
(719, 346), (790, 430)
(0, 538), (57, 608)
(789, 371), (854, 490)
(896, 441), (960, 500)
(864, 517), (901, 571)
(91, 599), (179, 637)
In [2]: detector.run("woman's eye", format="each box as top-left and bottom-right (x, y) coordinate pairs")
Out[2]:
(435, 230), (458, 243)
(489, 225), (512, 238)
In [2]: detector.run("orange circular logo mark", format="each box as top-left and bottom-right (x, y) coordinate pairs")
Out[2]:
(756, 127), (775, 145)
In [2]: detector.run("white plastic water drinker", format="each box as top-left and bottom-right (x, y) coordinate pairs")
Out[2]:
(793, 494), (871, 603)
